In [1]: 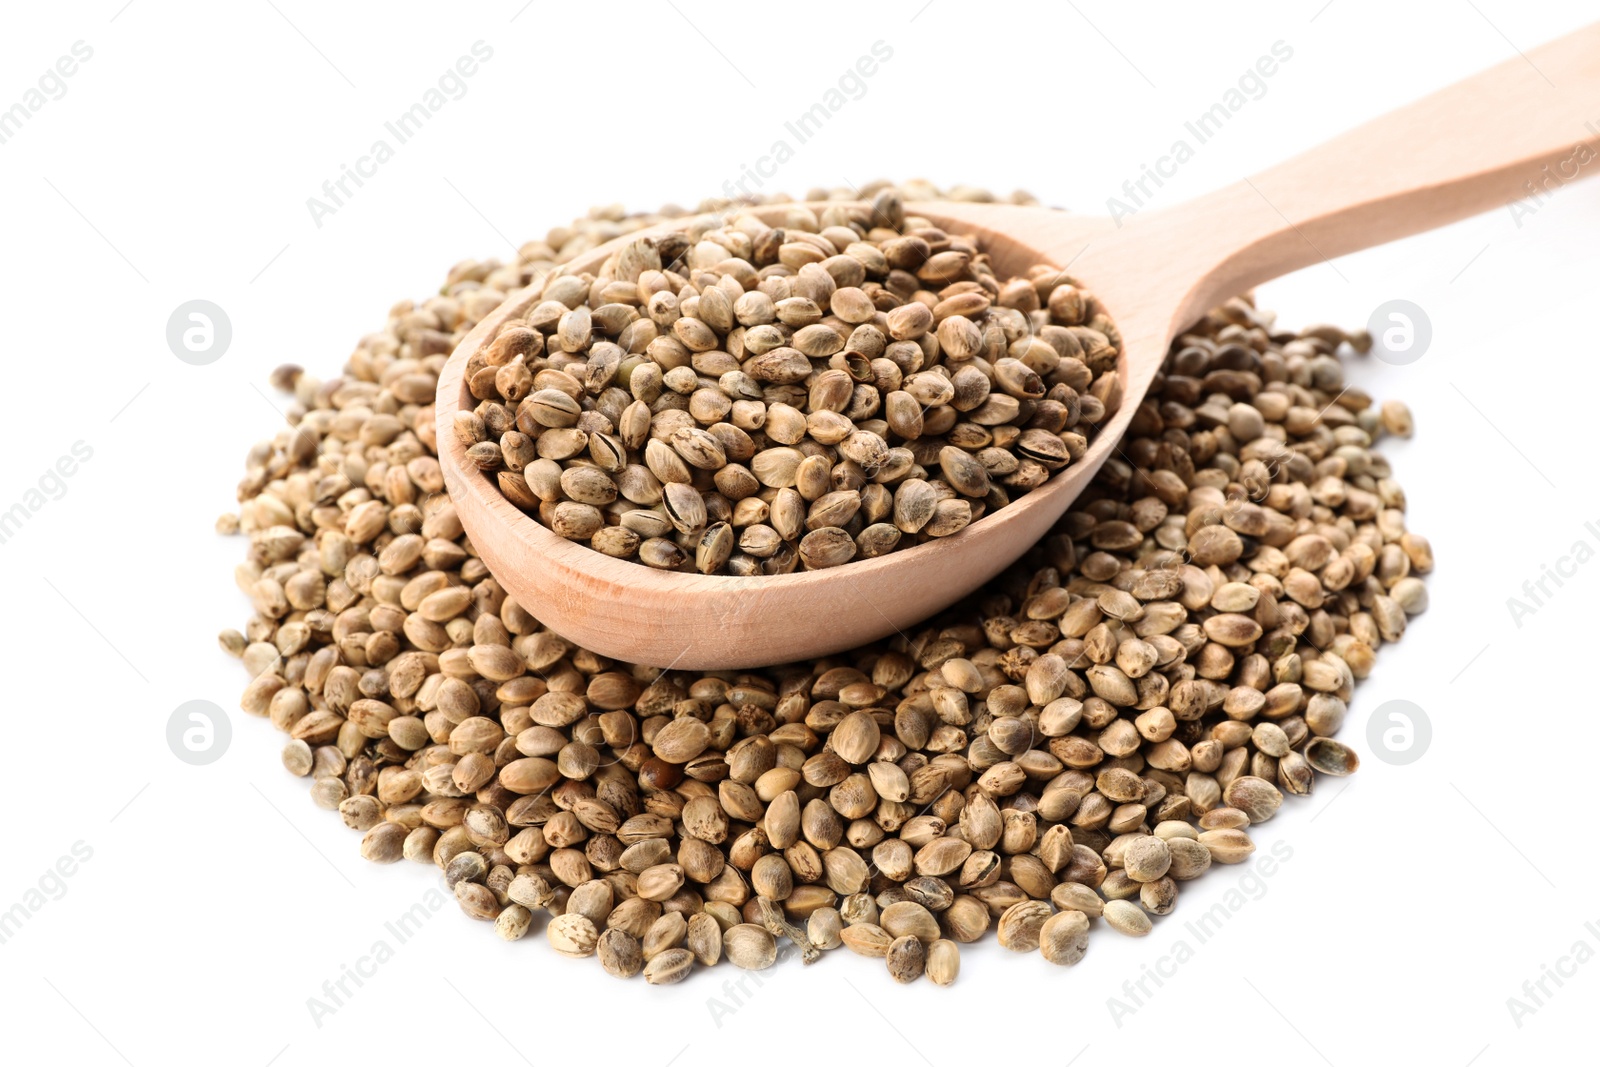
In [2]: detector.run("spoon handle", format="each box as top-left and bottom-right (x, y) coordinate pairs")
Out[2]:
(1162, 21), (1600, 323)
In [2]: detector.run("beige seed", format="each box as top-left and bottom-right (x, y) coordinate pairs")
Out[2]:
(926, 938), (961, 986)
(455, 882), (499, 921)
(808, 907), (843, 951)
(1103, 899), (1153, 937)
(1380, 399), (1414, 436)
(547, 914), (599, 958)
(1121, 836), (1172, 882)
(686, 912), (723, 966)
(924, 498), (972, 537)
(893, 479), (938, 533)
(1390, 576), (1429, 614)
(939, 445), (991, 498)
(765, 790), (801, 849)
(642, 912), (687, 960)
(880, 900), (941, 943)
(1165, 837), (1213, 880)
(597, 928), (643, 978)
(751, 854), (793, 900)
(1199, 828), (1257, 863)
(643, 947), (694, 985)
(281, 739), (313, 777)
(637, 864), (686, 901)
(798, 527), (856, 569)
(1223, 776), (1283, 823)
(723, 923), (778, 969)
(1199, 807), (1252, 831)
(996, 900), (1053, 951)
(1140, 877), (1178, 915)
(1040, 910), (1091, 965)
(662, 482), (706, 535)
(1050, 882), (1106, 917)
(526, 389), (581, 428)
(831, 710), (881, 764)
(359, 822), (406, 864)
(886, 934), (926, 983)
(1203, 613), (1264, 647)
(495, 904), (533, 941)
(1252, 722), (1291, 758)
(914, 837), (973, 878)
(1304, 737), (1361, 776)
(840, 923), (892, 958)
(652, 717), (711, 763)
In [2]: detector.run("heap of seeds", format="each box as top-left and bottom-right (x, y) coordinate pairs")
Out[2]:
(453, 193), (1121, 574)
(221, 181), (1429, 986)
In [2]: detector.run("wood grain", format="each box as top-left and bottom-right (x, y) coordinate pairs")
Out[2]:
(438, 23), (1600, 668)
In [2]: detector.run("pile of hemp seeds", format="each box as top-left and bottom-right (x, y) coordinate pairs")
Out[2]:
(219, 180), (1429, 986)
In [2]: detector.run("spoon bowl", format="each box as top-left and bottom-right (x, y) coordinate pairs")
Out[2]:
(439, 204), (1130, 669)
(439, 24), (1600, 668)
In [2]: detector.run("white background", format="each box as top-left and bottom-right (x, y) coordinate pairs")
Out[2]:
(2, 2), (1596, 1065)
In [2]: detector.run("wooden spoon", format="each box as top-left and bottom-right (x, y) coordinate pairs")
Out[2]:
(438, 24), (1599, 669)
